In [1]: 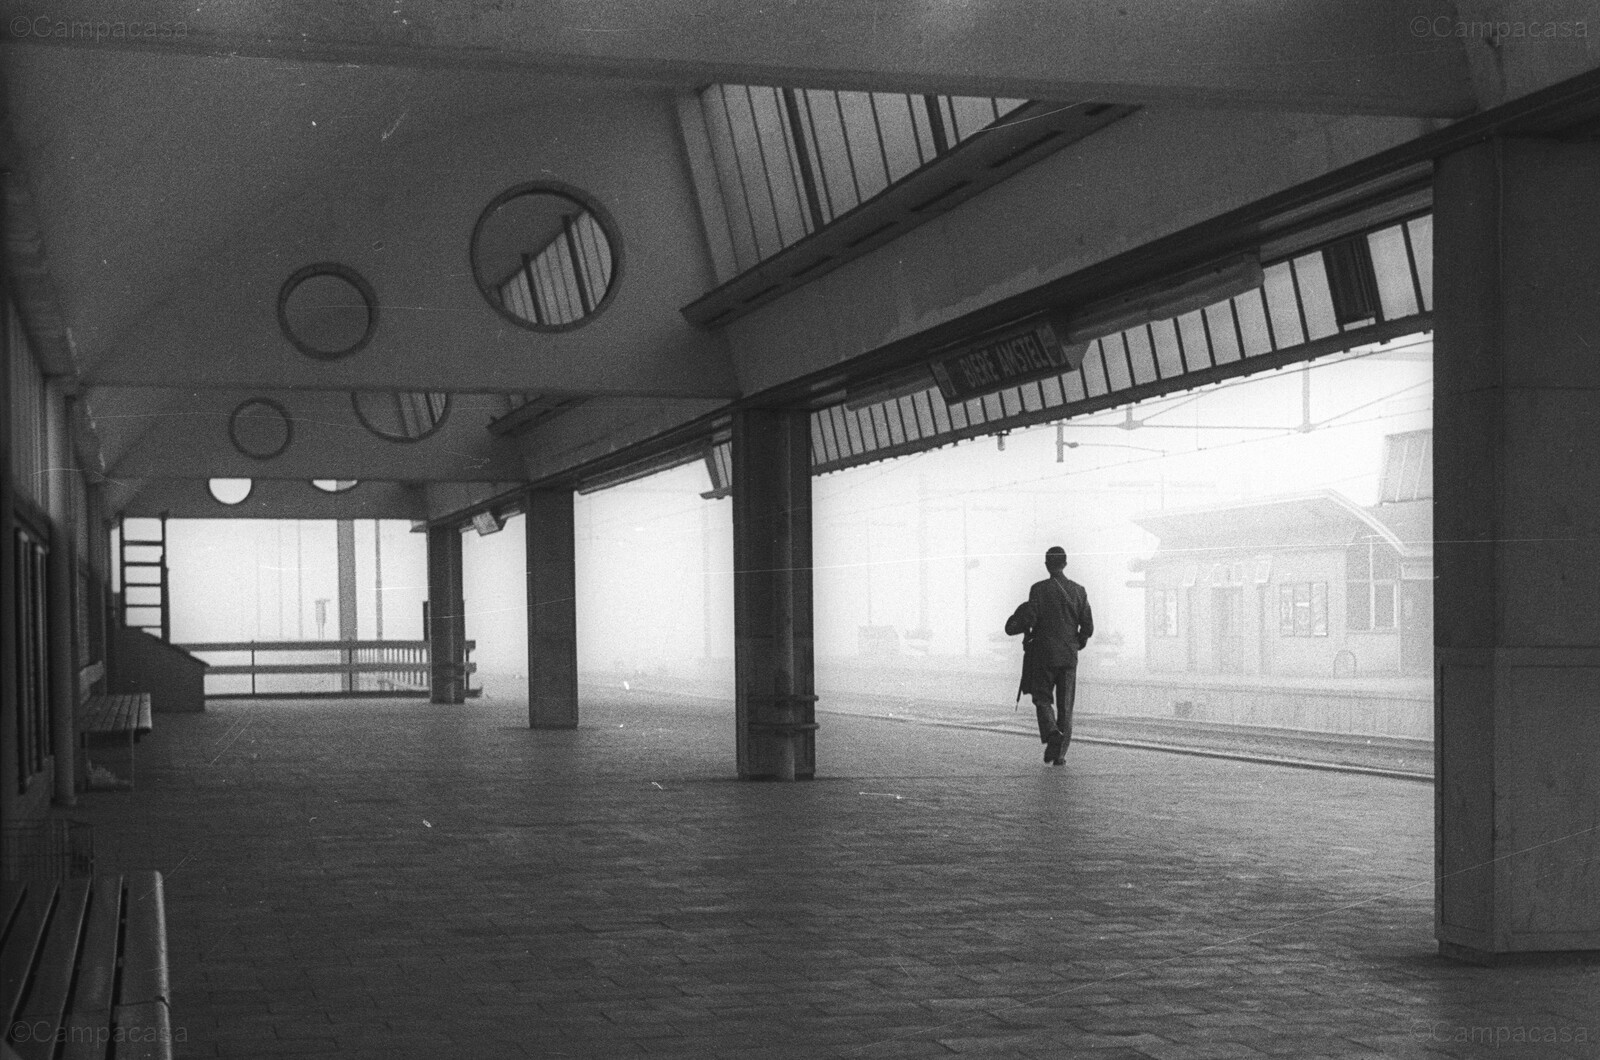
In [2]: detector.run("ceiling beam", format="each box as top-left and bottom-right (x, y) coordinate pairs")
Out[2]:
(0, 0), (1476, 117)
(93, 388), (527, 482)
(117, 478), (428, 520)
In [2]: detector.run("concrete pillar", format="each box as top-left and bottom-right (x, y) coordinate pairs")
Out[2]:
(1434, 137), (1600, 961)
(0, 287), (19, 839)
(427, 525), (466, 704)
(45, 382), (76, 804)
(336, 518), (357, 692)
(85, 483), (109, 669)
(526, 490), (578, 729)
(732, 408), (816, 780)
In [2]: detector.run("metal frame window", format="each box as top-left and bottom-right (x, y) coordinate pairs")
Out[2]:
(1346, 536), (1400, 632)
(496, 210), (614, 328)
(810, 212), (1435, 477)
(351, 392), (450, 444)
(701, 84), (1025, 270)
(1277, 582), (1329, 638)
(1150, 587), (1179, 637)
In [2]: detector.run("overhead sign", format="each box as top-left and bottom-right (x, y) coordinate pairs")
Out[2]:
(928, 317), (1084, 404)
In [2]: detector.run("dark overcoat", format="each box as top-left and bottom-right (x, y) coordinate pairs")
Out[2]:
(1014, 573), (1094, 701)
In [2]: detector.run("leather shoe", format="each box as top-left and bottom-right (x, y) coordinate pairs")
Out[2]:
(1044, 730), (1062, 763)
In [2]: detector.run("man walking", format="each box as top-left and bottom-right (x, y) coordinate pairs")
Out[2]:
(1020, 546), (1093, 766)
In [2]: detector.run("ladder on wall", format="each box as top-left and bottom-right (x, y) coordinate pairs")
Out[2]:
(118, 514), (169, 641)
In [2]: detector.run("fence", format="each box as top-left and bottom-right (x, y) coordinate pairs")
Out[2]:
(177, 639), (477, 698)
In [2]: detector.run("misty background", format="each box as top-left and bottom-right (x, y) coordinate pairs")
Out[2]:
(138, 335), (1431, 730)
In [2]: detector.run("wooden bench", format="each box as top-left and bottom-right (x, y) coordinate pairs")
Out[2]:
(76, 694), (153, 791)
(1, 872), (172, 1060)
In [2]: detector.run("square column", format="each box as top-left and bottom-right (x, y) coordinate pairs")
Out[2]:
(0, 295), (18, 834)
(46, 383), (76, 803)
(427, 525), (467, 704)
(526, 490), (578, 729)
(732, 408), (816, 780)
(1434, 138), (1600, 960)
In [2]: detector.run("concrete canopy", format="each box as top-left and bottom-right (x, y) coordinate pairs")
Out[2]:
(2, 45), (737, 513)
(2, 0), (1596, 520)
(1, 0), (1477, 116)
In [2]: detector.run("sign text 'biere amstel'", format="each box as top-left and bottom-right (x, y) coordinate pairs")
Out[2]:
(929, 318), (1084, 403)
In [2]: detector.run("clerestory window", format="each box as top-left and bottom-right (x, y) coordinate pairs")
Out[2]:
(700, 85), (1026, 271)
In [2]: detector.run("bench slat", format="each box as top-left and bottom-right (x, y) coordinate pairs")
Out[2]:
(0, 882), (55, 1028)
(0, 883), (25, 944)
(110, 1001), (171, 1060)
(4, 874), (171, 1060)
(14, 879), (91, 1060)
(118, 874), (167, 1007)
(78, 695), (153, 740)
(77, 696), (114, 734)
(62, 875), (122, 1034)
(62, 1014), (108, 1060)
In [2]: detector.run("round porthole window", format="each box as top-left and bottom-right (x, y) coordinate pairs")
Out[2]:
(208, 478), (253, 505)
(278, 263), (378, 360)
(228, 398), (293, 460)
(470, 184), (619, 331)
(311, 479), (359, 493)
(351, 391), (450, 443)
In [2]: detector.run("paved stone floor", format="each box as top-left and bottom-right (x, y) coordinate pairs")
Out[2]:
(71, 690), (1599, 1059)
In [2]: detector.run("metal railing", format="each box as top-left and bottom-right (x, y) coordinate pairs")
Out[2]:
(178, 639), (477, 698)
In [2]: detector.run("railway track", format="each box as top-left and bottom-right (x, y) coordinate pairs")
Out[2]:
(601, 677), (1436, 781)
(820, 702), (1434, 781)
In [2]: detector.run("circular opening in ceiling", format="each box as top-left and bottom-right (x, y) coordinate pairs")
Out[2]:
(470, 184), (619, 331)
(208, 478), (253, 505)
(228, 398), (294, 460)
(311, 479), (359, 493)
(351, 391), (450, 443)
(278, 263), (378, 360)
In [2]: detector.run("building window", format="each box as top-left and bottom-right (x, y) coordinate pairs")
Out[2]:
(1150, 588), (1179, 637)
(1278, 582), (1329, 637)
(1347, 536), (1400, 631)
(277, 263), (379, 361)
(208, 478), (253, 505)
(351, 391), (450, 443)
(470, 185), (618, 331)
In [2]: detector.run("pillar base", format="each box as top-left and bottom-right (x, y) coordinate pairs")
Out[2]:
(1440, 941), (1600, 967)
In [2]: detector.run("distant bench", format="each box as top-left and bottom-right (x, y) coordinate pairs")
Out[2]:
(1, 872), (172, 1060)
(77, 658), (152, 791)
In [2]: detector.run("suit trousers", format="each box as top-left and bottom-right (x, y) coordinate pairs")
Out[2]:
(1032, 665), (1077, 747)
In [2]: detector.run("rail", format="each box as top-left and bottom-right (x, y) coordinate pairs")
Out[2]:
(175, 639), (477, 698)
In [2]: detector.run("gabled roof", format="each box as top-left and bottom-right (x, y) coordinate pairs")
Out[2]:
(1131, 489), (1432, 563)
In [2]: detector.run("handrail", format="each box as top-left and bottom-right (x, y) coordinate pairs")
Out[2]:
(176, 639), (478, 698)
(178, 639), (471, 651)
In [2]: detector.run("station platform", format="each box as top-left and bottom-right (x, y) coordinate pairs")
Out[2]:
(72, 690), (1596, 1059)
